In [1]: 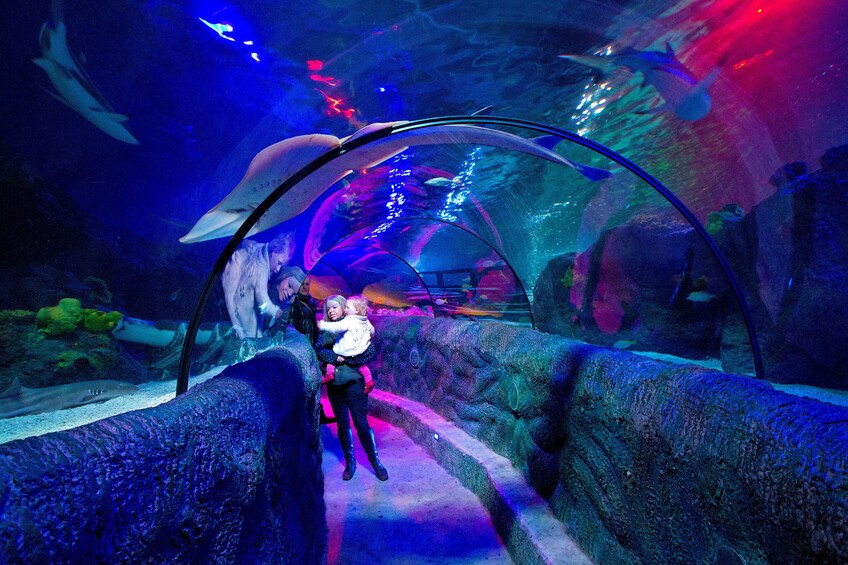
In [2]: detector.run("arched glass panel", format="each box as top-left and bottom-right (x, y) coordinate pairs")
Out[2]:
(176, 116), (760, 394)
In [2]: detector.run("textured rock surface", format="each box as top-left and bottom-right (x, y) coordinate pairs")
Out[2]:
(0, 340), (326, 563)
(715, 145), (848, 387)
(373, 316), (848, 564)
(533, 144), (848, 390)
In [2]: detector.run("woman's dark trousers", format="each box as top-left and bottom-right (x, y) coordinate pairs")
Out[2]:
(327, 379), (389, 481)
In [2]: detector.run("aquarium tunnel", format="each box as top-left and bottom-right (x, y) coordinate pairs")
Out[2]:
(1, 0), (847, 563)
(175, 115), (764, 394)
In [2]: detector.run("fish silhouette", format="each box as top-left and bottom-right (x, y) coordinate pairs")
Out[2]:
(180, 121), (611, 244)
(32, 0), (138, 143)
(0, 377), (138, 419)
(559, 43), (719, 121)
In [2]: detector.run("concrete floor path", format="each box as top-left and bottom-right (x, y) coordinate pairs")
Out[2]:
(321, 415), (514, 564)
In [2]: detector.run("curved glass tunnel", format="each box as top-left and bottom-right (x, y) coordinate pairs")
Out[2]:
(175, 117), (759, 393)
(317, 219), (535, 324)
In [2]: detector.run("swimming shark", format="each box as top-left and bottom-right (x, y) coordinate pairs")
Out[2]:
(559, 43), (720, 121)
(180, 121), (611, 244)
(32, 0), (139, 144)
(0, 377), (138, 419)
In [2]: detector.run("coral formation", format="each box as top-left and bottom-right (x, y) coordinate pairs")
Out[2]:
(35, 298), (84, 337)
(34, 298), (124, 336)
(0, 310), (147, 391)
(82, 309), (123, 332)
(55, 350), (94, 371)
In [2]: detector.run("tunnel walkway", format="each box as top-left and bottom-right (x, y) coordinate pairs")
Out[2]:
(321, 415), (513, 564)
(320, 390), (592, 564)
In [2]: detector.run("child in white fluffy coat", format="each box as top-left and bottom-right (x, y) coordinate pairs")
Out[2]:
(318, 295), (375, 389)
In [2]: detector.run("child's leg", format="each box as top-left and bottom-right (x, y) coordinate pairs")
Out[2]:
(360, 365), (374, 394)
(358, 365), (372, 382)
(322, 363), (336, 384)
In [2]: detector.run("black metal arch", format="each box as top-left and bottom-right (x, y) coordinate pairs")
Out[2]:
(176, 115), (763, 395)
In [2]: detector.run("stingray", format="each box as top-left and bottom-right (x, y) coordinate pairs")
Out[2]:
(0, 377), (138, 419)
(180, 121), (611, 244)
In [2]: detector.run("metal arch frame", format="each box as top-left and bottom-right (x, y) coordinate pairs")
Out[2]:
(317, 215), (536, 327)
(177, 115), (763, 395)
(312, 241), (436, 310)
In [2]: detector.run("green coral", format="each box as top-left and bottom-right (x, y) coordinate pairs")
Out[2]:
(36, 298), (84, 337)
(82, 309), (124, 332)
(34, 298), (124, 336)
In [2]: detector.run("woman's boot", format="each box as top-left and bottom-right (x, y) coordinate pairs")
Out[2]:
(339, 429), (356, 480)
(360, 429), (389, 481)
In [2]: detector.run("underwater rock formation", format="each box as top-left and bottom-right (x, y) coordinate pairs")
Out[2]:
(0, 342), (325, 563)
(372, 316), (848, 564)
(0, 308), (147, 392)
(712, 143), (848, 388)
(533, 143), (848, 389)
(533, 214), (730, 361)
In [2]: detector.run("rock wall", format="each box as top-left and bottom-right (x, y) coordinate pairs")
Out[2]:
(373, 316), (848, 564)
(0, 341), (326, 564)
(714, 147), (848, 387)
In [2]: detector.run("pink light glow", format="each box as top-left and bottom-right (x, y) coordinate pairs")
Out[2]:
(310, 73), (340, 86)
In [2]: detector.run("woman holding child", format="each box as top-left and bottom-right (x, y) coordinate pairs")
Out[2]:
(317, 295), (388, 482)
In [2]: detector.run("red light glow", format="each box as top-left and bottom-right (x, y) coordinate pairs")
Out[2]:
(306, 60), (324, 71)
(310, 73), (340, 86)
(315, 89), (356, 119)
(732, 49), (774, 71)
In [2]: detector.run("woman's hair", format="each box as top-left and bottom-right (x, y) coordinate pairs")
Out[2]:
(324, 294), (346, 312)
(267, 232), (294, 256)
(272, 265), (306, 288)
(346, 295), (369, 316)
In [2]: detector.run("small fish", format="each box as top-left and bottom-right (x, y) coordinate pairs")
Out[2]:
(613, 340), (636, 349)
(559, 43), (719, 121)
(424, 176), (458, 187)
(686, 290), (716, 303)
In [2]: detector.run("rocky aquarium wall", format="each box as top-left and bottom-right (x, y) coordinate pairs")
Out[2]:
(372, 316), (848, 563)
(0, 344), (326, 564)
